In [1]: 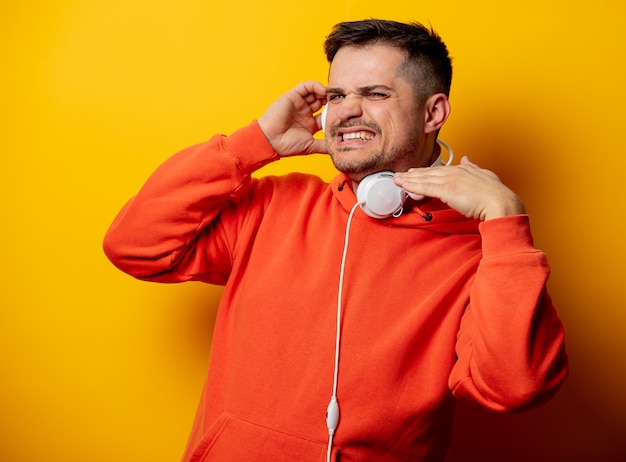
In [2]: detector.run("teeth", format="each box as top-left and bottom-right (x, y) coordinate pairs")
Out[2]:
(342, 131), (374, 141)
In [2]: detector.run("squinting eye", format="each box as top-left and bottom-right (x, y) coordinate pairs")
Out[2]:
(328, 94), (344, 103)
(367, 93), (388, 100)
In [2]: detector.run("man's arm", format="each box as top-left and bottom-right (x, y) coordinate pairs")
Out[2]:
(103, 82), (328, 283)
(396, 156), (568, 410)
(102, 122), (278, 283)
(449, 215), (568, 411)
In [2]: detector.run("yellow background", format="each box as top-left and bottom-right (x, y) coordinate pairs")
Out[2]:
(1, 1), (625, 460)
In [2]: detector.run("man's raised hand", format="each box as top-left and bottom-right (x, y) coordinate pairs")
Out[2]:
(258, 81), (328, 157)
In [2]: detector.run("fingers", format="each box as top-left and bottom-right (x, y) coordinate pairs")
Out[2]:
(393, 161), (525, 220)
(258, 81), (329, 157)
(292, 81), (328, 112)
(393, 168), (446, 200)
(394, 161), (496, 197)
(459, 155), (475, 166)
(294, 80), (328, 98)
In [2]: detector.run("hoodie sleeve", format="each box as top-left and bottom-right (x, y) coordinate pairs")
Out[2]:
(449, 215), (569, 411)
(102, 121), (279, 284)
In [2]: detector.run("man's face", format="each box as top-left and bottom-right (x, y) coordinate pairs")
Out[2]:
(325, 44), (428, 181)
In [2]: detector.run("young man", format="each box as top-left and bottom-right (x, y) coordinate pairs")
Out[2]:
(104, 19), (568, 462)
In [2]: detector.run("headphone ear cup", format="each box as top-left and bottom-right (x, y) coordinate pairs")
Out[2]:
(357, 171), (406, 219)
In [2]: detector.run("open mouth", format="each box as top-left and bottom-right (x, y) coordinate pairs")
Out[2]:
(331, 121), (380, 147)
(341, 131), (375, 141)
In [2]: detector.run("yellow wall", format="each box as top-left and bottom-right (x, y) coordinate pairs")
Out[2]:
(1, 1), (624, 460)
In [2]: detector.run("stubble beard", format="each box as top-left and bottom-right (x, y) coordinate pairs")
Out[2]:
(330, 147), (385, 180)
(329, 135), (421, 181)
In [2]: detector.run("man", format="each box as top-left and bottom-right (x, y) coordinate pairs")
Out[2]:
(104, 19), (568, 462)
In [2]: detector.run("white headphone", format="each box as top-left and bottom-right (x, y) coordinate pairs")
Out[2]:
(321, 105), (454, 219)
(356, 141), (453, 219)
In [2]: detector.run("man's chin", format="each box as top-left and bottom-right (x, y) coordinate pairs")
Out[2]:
(330, 152), (386, 180)
(333, 164), (375, 183)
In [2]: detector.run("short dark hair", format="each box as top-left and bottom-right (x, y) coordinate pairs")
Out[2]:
(324, 19), (452, 101)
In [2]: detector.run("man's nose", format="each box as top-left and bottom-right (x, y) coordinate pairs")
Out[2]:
(335, 95), (364, 122)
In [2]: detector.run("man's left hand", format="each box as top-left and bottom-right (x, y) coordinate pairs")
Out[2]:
(394, 156), (526, 221)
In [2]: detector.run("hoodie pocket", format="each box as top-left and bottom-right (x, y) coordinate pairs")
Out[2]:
(192, 412), (329, 462)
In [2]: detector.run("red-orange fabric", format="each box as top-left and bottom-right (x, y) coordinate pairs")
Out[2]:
(104, 121), (568, 462)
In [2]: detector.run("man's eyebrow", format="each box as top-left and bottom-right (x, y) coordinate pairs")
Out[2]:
(357, 85), (394, 94)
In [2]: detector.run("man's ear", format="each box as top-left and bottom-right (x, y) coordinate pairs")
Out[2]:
(423, 93), (450, 134)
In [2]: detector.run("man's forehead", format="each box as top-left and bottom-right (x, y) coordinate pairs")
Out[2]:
(328, 45), (406, 84)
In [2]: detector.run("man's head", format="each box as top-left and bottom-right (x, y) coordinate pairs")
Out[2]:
(322, 19), (453, 180)
(324, 19), (452, 104)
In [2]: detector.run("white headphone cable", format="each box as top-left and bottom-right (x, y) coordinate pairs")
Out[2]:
(326, 200), (361, 462)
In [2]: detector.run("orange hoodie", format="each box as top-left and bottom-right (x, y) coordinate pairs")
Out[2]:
(103, 121), (568, 462)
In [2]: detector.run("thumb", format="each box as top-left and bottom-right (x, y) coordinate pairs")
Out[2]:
(309, 138), (329, 155)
